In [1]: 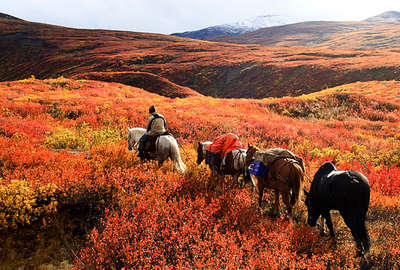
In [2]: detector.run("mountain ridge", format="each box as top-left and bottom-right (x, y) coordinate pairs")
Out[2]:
(0, 13), (22, 21)
(2, 13), (400, 99)
(365, 10), (400, 23)
(211, 19), (400, 49)
(172, 15), (302, 40)
(177, 10), (400, 49)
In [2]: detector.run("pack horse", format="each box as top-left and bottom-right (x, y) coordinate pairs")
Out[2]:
(196, 133), (250, 187)
(304, 161), (370, 256)
(246, 145), (305, 217)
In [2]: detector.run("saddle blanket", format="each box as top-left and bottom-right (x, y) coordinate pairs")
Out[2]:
(206, 133), (244, 158)
(221, 148), (246, 171)
(254, 148), (304, 170)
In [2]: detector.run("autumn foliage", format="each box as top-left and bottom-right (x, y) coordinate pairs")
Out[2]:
(0, 77), (399, 269)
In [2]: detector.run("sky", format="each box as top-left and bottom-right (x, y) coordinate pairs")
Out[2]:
(2, 0), (400, 34)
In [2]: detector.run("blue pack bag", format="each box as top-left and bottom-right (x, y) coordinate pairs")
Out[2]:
(249, 160), (269, 178)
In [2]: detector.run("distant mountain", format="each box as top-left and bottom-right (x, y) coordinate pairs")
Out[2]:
(211, 11), (400, 49)
(3, 12), (400, 98)
(0, 13), (22, 20)
(171, 15), (302, 40)
(365, 11), (400, 23)
(211, 21), (374, 47)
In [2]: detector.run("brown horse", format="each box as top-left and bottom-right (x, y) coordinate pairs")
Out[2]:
(246, 145), (304, 217)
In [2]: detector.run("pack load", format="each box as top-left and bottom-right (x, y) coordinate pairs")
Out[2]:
(253, 148), (305, 172)
(206, 133), (245, 158)
(249, 160), (269, 178)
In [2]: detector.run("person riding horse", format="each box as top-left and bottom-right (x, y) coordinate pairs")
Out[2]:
(138, 105), (167, 160)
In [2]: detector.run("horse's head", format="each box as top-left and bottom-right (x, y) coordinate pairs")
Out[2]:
(127, 127), (146, 151)
(304, 189), (320, 227)
(245, 144), (260, 167)
(196, 141), (212, 165)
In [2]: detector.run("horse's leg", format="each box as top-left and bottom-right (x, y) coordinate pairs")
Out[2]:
(250, 175), (257, 194)
(360, 216), (370, 253)
(219, 174), (225, 189)
(257, 180), (264, 208)
(318, 217), (327, 236)
(233, 173), (238, 184)
(281, 192), (292, 216)
(233, 173), (241, 187)
(208, 170), (217, 191)
(271, 189), (280, 217)
(322, 211), (335, 238)
(157, 157), (165, 167)
(341, 210), (364, 256)
(344, 210), (369, 256)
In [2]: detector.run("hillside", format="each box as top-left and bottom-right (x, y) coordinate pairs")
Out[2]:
(76, 71), (202, 98)
(0, 77), (399, 268)
(211, 20), (400, 49)
(3, 14), (400, 98)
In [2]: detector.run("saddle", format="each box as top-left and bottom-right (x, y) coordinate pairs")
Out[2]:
(221, 149), (245, 174)
(254, 148), (305, 172)
(217, 149), (246, 175)
(144, 132), (170, 153)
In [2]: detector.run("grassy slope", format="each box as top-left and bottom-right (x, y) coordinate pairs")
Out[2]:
(0, 77), (399, 268)
(3, 16), (400, 98)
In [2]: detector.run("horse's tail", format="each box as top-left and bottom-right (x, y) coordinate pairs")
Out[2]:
(290, 162), (304, 207)
(170, 140), (186, 173)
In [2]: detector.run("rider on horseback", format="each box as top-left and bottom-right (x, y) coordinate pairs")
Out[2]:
(138, 105), (167, 160)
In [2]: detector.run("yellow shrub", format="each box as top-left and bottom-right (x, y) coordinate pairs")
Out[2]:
(0, 180), (58, 230)
(44, 127), (88, 150)
(310, 147), (341, 160)
(91, 128), (122, 146)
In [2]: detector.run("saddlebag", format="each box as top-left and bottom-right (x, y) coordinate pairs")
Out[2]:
(249, 160), (269, 178)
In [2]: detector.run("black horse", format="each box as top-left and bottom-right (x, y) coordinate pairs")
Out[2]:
(304, 162), (370, 256)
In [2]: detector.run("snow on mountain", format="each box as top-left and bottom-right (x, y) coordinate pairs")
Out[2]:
(365, 11), (400, 23)
(226, 15), (301, 31)
(171, 15), (303, 40)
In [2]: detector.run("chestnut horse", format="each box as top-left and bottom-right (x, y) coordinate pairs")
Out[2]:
(246, 145), (304, 217)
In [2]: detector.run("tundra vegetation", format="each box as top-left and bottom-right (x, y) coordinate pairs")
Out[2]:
(0, 77), (399, 269)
